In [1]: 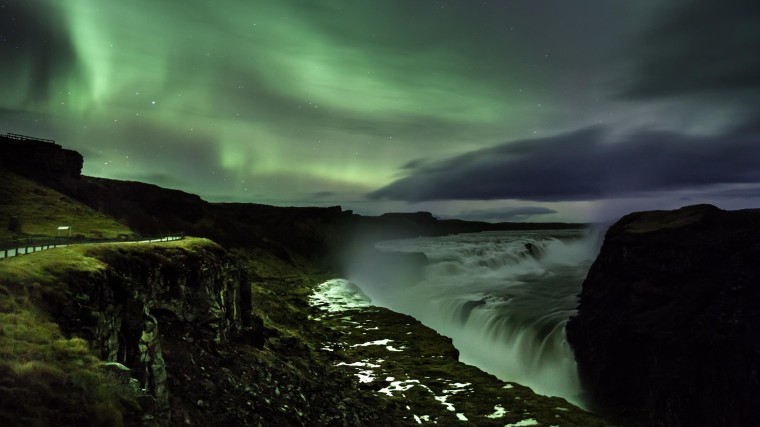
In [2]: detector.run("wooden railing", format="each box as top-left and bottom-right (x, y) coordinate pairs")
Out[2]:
(0, 234), (184, 260)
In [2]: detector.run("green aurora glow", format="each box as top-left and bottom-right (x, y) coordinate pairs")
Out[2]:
(2, 0), (759, 221)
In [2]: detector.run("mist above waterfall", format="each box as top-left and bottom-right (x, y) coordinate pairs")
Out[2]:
(344, 229), (602, 407)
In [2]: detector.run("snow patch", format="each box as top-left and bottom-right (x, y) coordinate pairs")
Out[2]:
(434, 395), (456, 412)
(378, 379), (420, 396)
(505, 419), (539, 427)
(486, 404), (507, 419)
(413, 414), (431, 423)
(351, 339), (394, 347)
(335, 361), (381, 369)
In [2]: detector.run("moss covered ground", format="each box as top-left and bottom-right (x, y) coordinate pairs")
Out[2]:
(0, 238), (217, 426)
(0, 274), (138, 426)
(0, 169), (133, 241)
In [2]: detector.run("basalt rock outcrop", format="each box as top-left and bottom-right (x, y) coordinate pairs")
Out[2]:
(46, 240), (251, 425)
(4, 239), (405, 426)
(566, 204), (760, 426)
(0, 134), (83, 185)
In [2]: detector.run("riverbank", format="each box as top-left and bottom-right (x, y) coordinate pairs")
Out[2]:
(309, 277), (608, 426)
(0, 236), (611, 425)
(0, 142), (606, 425)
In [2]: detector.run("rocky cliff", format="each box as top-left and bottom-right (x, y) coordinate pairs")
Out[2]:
(0, 134), (83, 184)
(0, 138), (602, 425)
(3, 238), (251, 425)
(566, 204), (760, 426)
(0, 238), (412, 426)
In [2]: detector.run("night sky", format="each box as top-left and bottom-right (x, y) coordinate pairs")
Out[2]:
(2, 0), (759, 222)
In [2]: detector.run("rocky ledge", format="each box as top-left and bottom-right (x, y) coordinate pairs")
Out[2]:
(309, 279), (610, 426)
(0, 239), (400, 426)
(567, 204), (760, 426)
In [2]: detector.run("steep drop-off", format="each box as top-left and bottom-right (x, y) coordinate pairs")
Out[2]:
(1, 136), (606, 425)
(0, 239), (402, 426)
(567, 204), (760, 426)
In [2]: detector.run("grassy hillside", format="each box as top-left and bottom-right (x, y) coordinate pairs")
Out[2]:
(0, 238), (217, 426)
(0, 244), (135, 426)
(0, 169), (133, 241)
(0, 293), (139, 426)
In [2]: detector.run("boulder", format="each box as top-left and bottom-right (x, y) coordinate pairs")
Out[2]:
(567, 204), (760, 426)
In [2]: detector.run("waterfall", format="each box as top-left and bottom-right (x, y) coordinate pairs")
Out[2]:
(346, 229), (600, 407)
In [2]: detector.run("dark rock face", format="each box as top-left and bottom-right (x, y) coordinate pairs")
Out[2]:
(0, 135), (83, 182)
(52, 242), (251, 426)
(566, 204), (760, 426)
(43, 242), (405, 426)
(315, 303), (611, 426)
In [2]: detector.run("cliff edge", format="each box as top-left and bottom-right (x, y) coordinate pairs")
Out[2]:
(567, 204), (760, 426)
(0, 133), (83, 184)
(0, 239), (402, 426)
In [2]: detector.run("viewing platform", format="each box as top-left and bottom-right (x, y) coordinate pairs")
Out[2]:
(2, 132), (56, 144)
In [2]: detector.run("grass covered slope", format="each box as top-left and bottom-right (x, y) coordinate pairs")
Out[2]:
(0, 169), (133, 241)
(0, 238), (221, 426)
(0, 245), (139, 426)
(0, 237), (404, 426)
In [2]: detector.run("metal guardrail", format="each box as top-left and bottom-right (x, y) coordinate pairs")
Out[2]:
(2, 132), (56, 144)
(0, 235), (184, 260)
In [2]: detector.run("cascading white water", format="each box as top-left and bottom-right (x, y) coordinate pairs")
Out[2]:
(346, 229), (601, 408)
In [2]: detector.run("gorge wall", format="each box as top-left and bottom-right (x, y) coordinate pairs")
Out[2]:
(567, 204), (760, 426)
(0, 137), (601, 425)
(31, 239), (251, 426)
(2, 238), (408, 426)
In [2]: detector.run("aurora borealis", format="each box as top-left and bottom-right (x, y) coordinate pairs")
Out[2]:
(2, 0), (759, 221)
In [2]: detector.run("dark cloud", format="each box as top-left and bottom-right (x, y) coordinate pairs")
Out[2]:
(450, 206), (558, 222)
(679, 186), (760, 201)
(368, 116), (760, 202)
(400, 159), (428, 170)
(621, 0), (760, 99)
(0, 1), (85, 105)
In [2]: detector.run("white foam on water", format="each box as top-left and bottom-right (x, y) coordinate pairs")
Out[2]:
(347, 229), (601, 408)
(309, 279), (372, 312)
